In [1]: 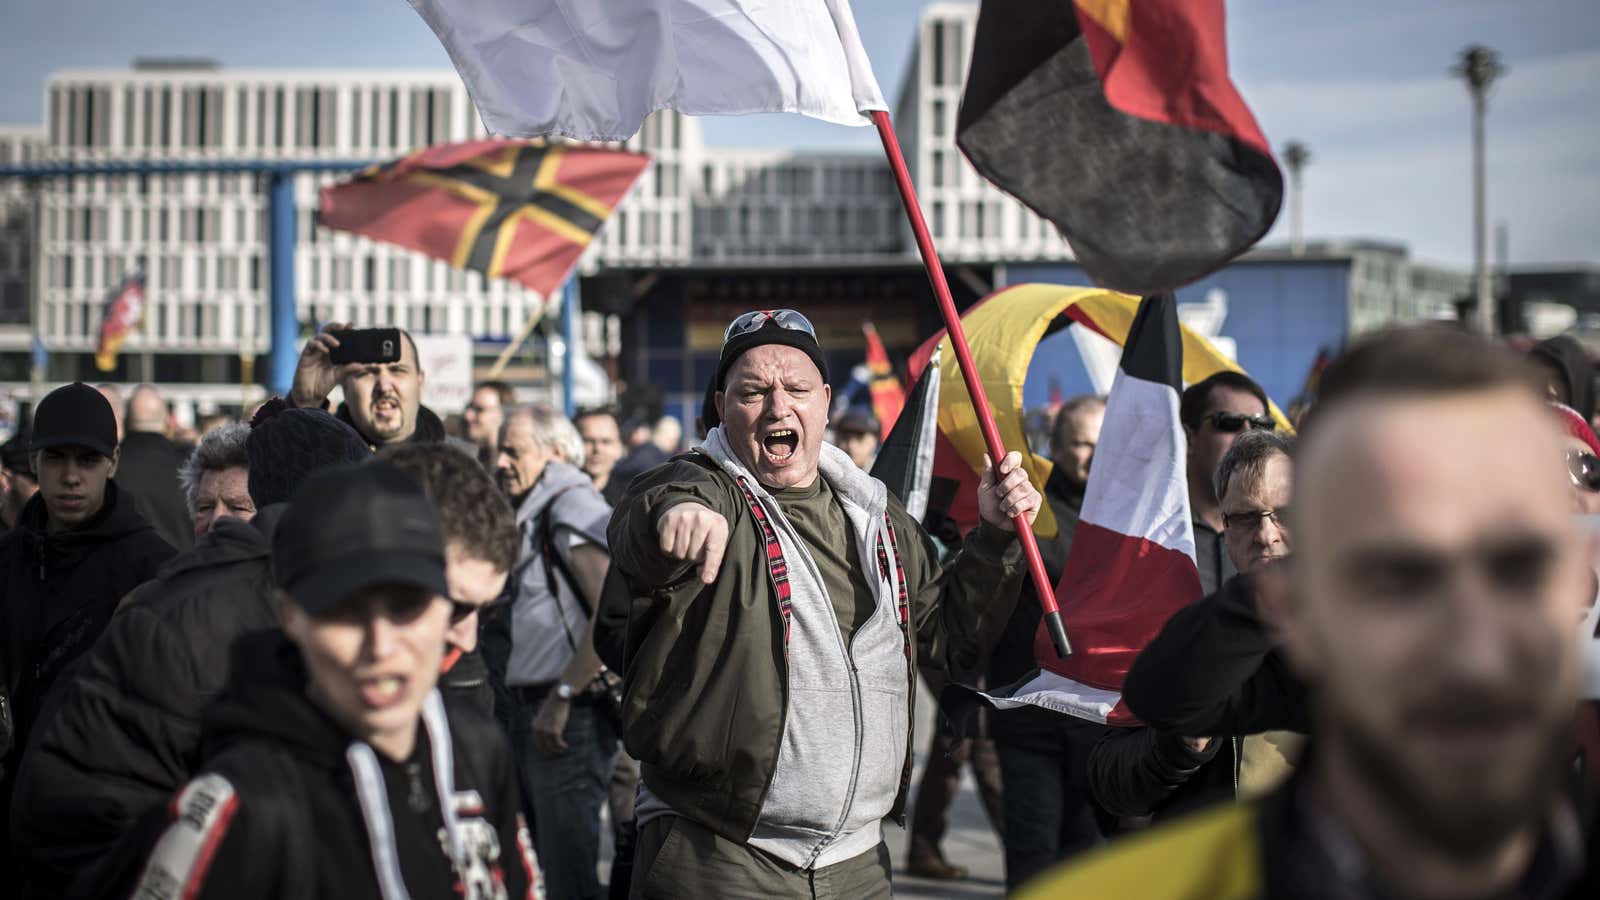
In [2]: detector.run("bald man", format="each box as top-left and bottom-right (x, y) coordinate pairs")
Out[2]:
(116, 384), (194, 550)
(1020, 326), (1595, 899)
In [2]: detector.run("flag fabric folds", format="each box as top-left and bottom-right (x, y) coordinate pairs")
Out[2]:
(956, 0), (1282, 295)
(862, 322), (905, 439)
(95, 271), (147, 373)
(408, 0), (887, 141)
(317, 139), (650, 296)
(906, 283), (1290, 543)
(870, 348), (941, 521)
(959, 294), (1205, 726)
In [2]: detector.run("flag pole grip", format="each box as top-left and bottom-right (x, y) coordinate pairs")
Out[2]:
(870, 111), (1071, 659)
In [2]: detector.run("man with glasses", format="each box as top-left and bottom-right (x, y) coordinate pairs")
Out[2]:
(604, 309), (1039, 899)
(1092, 430), (1301, 823)
(1020, 326), (1595, 900)
(1179, 372), (1277, 595)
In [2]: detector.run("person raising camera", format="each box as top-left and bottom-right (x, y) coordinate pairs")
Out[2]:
(290, 323), (462, 451)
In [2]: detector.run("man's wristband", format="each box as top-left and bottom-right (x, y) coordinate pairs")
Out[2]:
(554, 682), (577, 702)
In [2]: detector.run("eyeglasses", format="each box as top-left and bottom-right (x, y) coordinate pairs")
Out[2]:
(723, 309), (817, 345)
(449, 599), (482, 625)
(1205, 411), (1276, 433)
(1222, 507), (1290, 532)
(1567, 450), (1600, 493)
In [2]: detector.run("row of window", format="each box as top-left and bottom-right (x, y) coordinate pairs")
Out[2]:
(699, 163), (895, 199)
(697, 204), (897, 242)
(929, 199), (1059, 243)
(47, 82), (469, 152)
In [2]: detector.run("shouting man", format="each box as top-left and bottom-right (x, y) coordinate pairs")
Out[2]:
(602, 309), (1039, 899)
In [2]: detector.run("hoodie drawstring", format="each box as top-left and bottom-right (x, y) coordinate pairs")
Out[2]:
(346, 689), (465, 900)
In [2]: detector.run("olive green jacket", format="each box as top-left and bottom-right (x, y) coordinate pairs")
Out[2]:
(602, 449), (1024, 843)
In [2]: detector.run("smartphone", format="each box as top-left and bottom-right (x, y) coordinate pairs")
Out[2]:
(329, 328), (403, 366)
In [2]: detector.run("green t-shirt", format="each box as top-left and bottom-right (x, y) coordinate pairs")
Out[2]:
(774, 477), (878, 647)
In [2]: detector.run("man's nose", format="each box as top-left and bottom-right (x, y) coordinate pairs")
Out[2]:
(366, 615), (399, 660)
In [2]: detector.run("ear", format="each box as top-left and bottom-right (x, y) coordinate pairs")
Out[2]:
(823, 383), (831, 406)
(1182, 425), (1197, 458)
(416, 367), (426, 390)
(106, 447), (121, 478)
(714, 391), (726, 422)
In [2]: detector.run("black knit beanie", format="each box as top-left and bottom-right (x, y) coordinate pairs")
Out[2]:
(246, 402), (372, 507)
(704, 320), (830, 430)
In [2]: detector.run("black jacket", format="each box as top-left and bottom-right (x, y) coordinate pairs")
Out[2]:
(1087, 726), (1236, 821)
(1089, 574), (1310, 822)
(116, 430), (195, 551)
(1122, 574), (1309, 737)
(80, 631), (541, 900)
(9, 508), (281, 895)
(0, 480), (175, 771)
(1531, 334), (1594, 421)
(336, 401), (470, 453)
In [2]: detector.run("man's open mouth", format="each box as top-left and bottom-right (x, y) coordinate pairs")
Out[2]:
(762, 429), (799, 461)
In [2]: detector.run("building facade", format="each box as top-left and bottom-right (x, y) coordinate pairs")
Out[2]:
(1, 4), (1476, 425)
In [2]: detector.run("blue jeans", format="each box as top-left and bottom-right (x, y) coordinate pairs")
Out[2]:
(511, 689), (620, 900)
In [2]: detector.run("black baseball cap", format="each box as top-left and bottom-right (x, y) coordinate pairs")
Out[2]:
(31, 382), (118, 458)
(272, 461), (448, 617)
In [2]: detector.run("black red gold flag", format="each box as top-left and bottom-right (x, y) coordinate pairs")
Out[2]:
(318, 139), (650, 294)
(956, 0), (1282, 295)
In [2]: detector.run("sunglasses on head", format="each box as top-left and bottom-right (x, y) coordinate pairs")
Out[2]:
(1205, 411), (1276, 433)
(1567, 450), (1600, 493)
(723, 309), (817, 345)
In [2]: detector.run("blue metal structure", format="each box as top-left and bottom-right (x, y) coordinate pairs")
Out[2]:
(0, 158), (377, 395)
(560, 276), (579, 417)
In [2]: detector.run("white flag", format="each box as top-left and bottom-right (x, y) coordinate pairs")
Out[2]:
(409, 0), (888, 141)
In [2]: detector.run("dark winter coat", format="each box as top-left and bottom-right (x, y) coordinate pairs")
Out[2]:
(116, 430), (196, 551)
(76, 630), (541, 900)
(0, 480), (175, 770)
(8, 507), (281, 896)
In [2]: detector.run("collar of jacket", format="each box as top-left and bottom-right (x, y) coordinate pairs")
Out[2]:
(154, 512), (273, 582)
(513, 460), (598, 526)
(696, 426), (889, 518)
(17, 478), (151, 548)
(335, 402), (448, 448)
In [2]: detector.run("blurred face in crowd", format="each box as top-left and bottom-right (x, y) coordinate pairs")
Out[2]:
(496, 414), (556, 503)
(33, 445), (118, 534)
(576, 413), (624, 486)
(1560, 433), (1600, 516)
(836, 428), (879, 471)
(281, 583), (451, 761)
(1221, 453), (1293, 574)
(1187, 386), (1268, 499)
(192, 465), (256, 537)
(1284, 389), (1589, 859)
(717, 344), (832, 490)
(464, 386), (506, 451)
(1, 466), (38, 528)
(341, 336), (425, 447)
(444, 541), (508, 656)
(1052, 404), (1105, 488)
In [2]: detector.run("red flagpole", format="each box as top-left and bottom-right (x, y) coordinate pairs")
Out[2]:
(870, 110), (1071, 659)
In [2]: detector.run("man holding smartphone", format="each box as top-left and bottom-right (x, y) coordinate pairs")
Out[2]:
(291, 323), (458, 450)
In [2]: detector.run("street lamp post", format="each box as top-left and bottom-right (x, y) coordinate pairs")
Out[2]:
(1282, 141), (1310, 256)
(1453, 45), (1505, 336)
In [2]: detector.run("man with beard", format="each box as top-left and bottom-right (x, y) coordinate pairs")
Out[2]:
(290, 322), (460, 450)
(1020, 326), (1593, 900)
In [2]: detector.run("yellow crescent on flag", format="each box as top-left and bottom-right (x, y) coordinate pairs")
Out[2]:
(920, 283), (1292, 540)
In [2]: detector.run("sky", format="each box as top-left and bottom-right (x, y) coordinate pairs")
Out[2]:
(1, 0), (1595, 268)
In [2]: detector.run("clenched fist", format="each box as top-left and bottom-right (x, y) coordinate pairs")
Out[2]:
(658, 502), (731, 584)
(976, 451), (1042, 532)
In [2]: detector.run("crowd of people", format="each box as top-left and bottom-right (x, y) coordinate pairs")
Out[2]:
(0, 309), (1595, 899)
